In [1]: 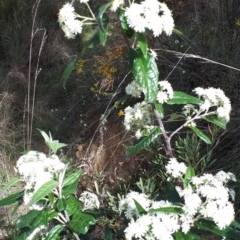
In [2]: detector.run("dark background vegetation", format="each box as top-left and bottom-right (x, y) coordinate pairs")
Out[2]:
(0, 0), (240, 238)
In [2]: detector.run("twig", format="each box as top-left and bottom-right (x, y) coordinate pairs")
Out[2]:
(154, 109), (173, 158)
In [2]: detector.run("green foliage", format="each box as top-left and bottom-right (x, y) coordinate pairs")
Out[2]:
(129, 48), (159, 102)
(38, 129), (67, 154)
(0, 191), (24, 207)
(126, 127), (161, 156)
(29, 180), (59, 206)
(175, 135), (216, 174)
(97, 2), (111, 45)
(188, 126), (212, 145)
(166, 91), (203, 105)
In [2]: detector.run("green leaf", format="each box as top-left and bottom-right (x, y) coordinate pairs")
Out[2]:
(189, 126), (212, 145)
(11, 199), (23, 216)
(61, 57), (77, 89)
(28, 180), (58, 206)
(48, 192), (55, 205)
(0, 191), (24, 207)
(17, 210), (42, 229)
(32, 211), (48, 228)
(62, 179), (79, 197)
(66, 195), (83, 216)
(68, 212), (96, 234)
(136, 33), (148, 58)
(56, 198), (67, 212)
(203, 115), (226, 129)
(174, 232), (185, 240)
(126, 127), (161, 156)
(164, 182), (182, 203)
(167, 91), (203, 105)
(38, 129), (67, 154)
(38, 128), (51, 142)
(184, 166), (195, 188)
(129, 48), (159, 102)
(118, 8), (134, 38)
(45, 225), (63, 240)
(133, 200), (147, 215)
(155, 102), (164, 118)
(97, 3), (111, 45)
(63, 169), (83, 187)
(46, 140), (67, 154)
(194, 219), (240, 238)
(185, 166), (195, 179)
(149, 207), (184, 214)
(0, 177), (21, 198)
(47, 209), (58, 222)
(174, 231), (205, 240)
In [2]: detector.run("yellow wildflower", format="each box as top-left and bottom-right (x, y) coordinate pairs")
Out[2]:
(117, 110), (125, 117)
(75, 59), (85, 74)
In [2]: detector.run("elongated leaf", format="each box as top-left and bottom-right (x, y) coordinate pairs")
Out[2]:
(29, 180), (58, 206)
(56, 198), (67, 211)
(126, 127), (161, 156)
(62, 179), (79, 197)
(11, 199), (23, 216)
(68, 212), (95, 234)
(46, 140), (67, 154)
(45, 225), (64, 240)
(17, 210), (41, 228)
(61, 57), (77, 89)
(118, 8), (134, 38)
(66, 195), (83, 216)
(195, 219), (240, 238)
(164, 182), (182, 203)
(155, 102), (164, 118)
(97, 2), (111, 45)
(63, 169), (83, 187)
(203, 115), (226, 129)
(0, 177), (21, 197)
(129, 48), (159, 102)
(0, 191), (24, 207)
(133, 200), (147, 215)
(167, 91), (203, 105)
(185, 166), (195, 179)
(47, 210), (58, 222)
(189, 126), (212, 145)
(37, 128), (50, 142)
(184, 166), (195, 188)
(174, 232), (204, 240)
(149, 207), (184, 214)
(136, 33), (148, 58)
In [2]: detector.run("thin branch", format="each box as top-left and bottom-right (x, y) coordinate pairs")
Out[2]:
(154, 109), (173, 158)
(155, 48), (240, 72)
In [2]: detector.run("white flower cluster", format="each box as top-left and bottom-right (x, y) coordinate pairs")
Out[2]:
(166, 159), (236, 230)
(124, 102), (153, 139)
(79, 191), (100, 210)
(58, 3), (83, 39)
(125, 0), (174, 37)
(166, 158), (187, 178)
(16, 151), (65, 208)
(125, 81), (143, 98)
(193, 87), (231, 122)
(110, 0), (124, 12)
(119, 191), (187, 239)
(120, 164), (236, 239)
(157, 80), (174, 104)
